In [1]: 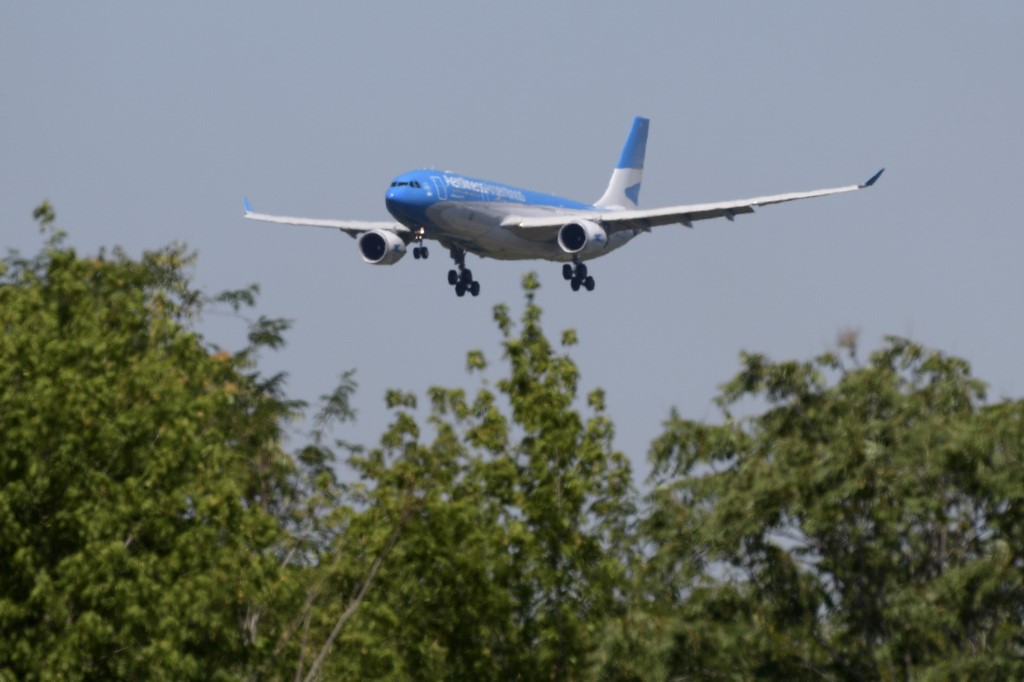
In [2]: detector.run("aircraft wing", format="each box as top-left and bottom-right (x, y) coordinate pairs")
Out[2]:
(502, 169), (884, 234)
(243, 198), (409, 238)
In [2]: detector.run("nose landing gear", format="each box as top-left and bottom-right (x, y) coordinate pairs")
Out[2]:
(412, 228), (429, 259)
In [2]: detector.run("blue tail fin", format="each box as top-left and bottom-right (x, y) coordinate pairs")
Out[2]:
(595, 116), (649, 209)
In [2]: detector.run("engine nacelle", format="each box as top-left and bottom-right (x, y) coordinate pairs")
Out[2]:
(557, 219), (608, 256)
(358, 230), (407, 265)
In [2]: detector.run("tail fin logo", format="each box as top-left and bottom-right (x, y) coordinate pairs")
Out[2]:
(625, 182), (641, 205)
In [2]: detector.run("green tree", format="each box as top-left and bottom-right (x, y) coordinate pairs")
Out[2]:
(485, 275), (635, 678)
(26, 201), (1024, 681)
(639, 336), (1024, 680)
(0, 208), (636, 681)
(0, 205), (303, 680)
(295, 273), (635, 681)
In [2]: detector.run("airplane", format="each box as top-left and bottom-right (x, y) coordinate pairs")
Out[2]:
(244, 117), (883, 297)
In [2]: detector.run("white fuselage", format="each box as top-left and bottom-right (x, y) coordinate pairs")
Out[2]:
(384, 169), (636, 262)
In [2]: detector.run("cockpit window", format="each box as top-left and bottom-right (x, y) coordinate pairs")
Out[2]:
(389, 181), (422, 188)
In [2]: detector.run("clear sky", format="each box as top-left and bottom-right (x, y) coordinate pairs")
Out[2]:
(3, 2), (1022, 479)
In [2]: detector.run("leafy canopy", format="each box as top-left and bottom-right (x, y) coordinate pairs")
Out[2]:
(5, 204), (1024, 681)
(0, 204), (304, 679)
(639, 336), (1024, 680)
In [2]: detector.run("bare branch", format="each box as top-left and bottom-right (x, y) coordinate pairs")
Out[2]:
(302, 504), (416, 682)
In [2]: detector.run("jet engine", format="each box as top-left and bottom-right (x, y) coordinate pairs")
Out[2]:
(358, 230), (407, 265)
(557, 219), (608, 256)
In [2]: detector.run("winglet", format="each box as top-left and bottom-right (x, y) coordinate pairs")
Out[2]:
(243, 197), (253, 214)
(863, 168), (885, 187)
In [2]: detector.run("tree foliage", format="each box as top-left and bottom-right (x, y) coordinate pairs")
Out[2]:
(639, 336), (1024, 680)
(1, 210), (636, 680)
(4, 204), (1024, 680)
(0, 206), (300, 679)
(297, 272), (635, 681)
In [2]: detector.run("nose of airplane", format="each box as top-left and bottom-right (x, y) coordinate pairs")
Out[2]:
(385, 188), (406, 214)
(385, 183), (428, 222)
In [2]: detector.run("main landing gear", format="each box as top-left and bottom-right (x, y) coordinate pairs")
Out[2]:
(447, 246), (480, 298)
(562, 259), (595, 292)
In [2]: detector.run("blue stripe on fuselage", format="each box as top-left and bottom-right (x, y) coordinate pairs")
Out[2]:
(385, 169), (597, 231)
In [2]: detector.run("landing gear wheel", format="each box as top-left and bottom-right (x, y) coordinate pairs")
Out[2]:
(564, 259), (595, 292)
(447, 246), (480, 299)
(421, 246), (428, 259)
(413, 247), (421, 259)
